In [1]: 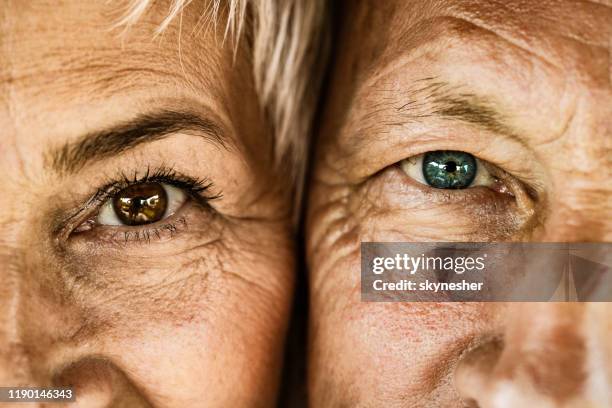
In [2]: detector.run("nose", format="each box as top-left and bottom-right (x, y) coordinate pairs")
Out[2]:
(0, 235), (28, 385)
(455, 303), (612, 407)
(0, 219), (54, 389)
(540, 166), (612, 242)
(0, 341), (32, 386)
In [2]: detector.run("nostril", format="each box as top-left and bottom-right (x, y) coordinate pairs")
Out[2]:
(454, 337), (504, 406)
(52, 357), (153, 407)
(463, 398), (480, 408)
(52, 358), (116, 407)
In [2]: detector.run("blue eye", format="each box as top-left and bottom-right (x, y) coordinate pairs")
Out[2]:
(401, 150), (494, 190)
(422, 150), (476, 189)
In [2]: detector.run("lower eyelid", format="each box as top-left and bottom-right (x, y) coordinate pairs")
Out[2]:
(81, 217), (190, 245)
(70, 199), (217, 248)
(386, 163), (535, 230)
(369, 167), (522, 219)
(59, 212), (229, 278)
(356, 161), (538, 240)
(384, 166), (505, 210)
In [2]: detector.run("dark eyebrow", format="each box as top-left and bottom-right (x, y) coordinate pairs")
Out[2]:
(48, 110), (226, 174)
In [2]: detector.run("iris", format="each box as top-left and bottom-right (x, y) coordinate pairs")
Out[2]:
(112, 182), (168, 225)
(422, 151), (477, 189)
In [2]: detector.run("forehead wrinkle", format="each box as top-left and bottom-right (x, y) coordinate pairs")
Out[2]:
(2, 45), (223, 102)
(377, 0), (612, 82)
(1, 3), (229, 103)
(438, 1), (612, 84)
(338, 14), (591, 154)
(446, 6), (611, 86)
(353, 15), (562, 115)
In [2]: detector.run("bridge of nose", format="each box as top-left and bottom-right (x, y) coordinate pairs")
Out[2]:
(537, 84), (612, 242)
(541, 181), (612, 241)
(0, 229), (31, 384)
(0, 195), (61, 386)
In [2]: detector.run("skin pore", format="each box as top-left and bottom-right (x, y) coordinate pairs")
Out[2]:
(0, 1), (294, 406)
(307, 0), (611, 406)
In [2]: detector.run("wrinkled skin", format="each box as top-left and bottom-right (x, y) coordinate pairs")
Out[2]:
(307, 0), (612, 407)
(0, 1), (294, 407)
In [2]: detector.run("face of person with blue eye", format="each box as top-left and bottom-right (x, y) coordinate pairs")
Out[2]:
(307, 0), (612, 406)
(0, 1), (306, 406)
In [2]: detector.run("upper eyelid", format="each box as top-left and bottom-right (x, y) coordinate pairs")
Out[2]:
(329, 108), (544, 186)
(92, 169), (220, 211)
(55, 167), (220, 240)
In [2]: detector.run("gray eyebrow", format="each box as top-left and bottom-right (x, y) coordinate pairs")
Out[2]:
(47, 109), (226, 174)
(395, 78), (519, 139)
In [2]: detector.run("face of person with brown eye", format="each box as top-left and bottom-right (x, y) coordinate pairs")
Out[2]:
(0, 0), (324, 406)
(307, 1), (611, 406)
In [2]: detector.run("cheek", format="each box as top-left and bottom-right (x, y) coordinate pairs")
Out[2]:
(307, 182), (502, 404)
(21, 221), (294, 405)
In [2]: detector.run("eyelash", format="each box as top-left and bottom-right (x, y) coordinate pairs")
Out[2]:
(92, 166), (220, 208)
(70, 166), (221, 242)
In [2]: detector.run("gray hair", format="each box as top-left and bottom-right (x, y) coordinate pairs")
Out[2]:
(118, 0), (329, 190)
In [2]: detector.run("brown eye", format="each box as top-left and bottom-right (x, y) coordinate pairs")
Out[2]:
(97, 182), (187, 226)
(112, 182), (168, 225)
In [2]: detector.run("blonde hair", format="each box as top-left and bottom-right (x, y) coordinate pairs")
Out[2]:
(118, 0), (328, 190)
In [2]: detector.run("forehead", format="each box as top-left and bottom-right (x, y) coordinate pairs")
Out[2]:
(0, 1), (260, 176)
(1, 2), (242, 137)
(326, 0), (612, 164)
(345, 0), (612, 86)
(1, 1), (233, 100)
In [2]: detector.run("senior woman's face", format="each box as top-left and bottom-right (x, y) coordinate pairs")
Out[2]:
(0, 1), (294, 406)
(308, 0), (611, 406)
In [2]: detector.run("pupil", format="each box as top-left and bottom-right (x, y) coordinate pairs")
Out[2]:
(112, 182), (168, 225)
(444, 161), (457, 173)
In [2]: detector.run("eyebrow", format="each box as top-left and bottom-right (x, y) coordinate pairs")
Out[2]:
(48, 110), (227, 174)
(395, 78), (519, 139)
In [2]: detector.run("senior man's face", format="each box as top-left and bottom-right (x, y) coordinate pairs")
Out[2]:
(0, 1), (294, 406)
(308, 0), (611, 406)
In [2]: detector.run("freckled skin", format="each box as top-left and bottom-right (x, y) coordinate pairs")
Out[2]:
(0, 1), (294, 406)
(307, 0), (612, 406)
